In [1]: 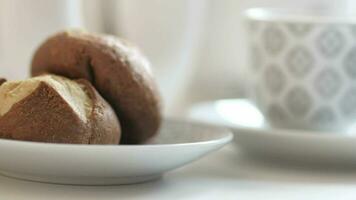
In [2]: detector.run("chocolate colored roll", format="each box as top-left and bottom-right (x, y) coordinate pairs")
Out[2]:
(31, 30), (162, 144)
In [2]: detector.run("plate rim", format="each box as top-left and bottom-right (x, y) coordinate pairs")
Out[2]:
(0, 119), (233, 149)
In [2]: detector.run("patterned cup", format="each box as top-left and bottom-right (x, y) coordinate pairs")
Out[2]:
(244, 8), (356, 133)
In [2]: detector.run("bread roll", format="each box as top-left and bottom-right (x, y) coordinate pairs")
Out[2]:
(0, 74), (121, 144)
(31, 30), (162, 144)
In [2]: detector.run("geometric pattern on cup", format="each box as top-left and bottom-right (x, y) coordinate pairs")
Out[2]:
(246, 19), (356, 131)
(316, 27), (345, 58)
(343, 46), (356, 79)
(287, 23), (313, 38)
(314, 67), (342, 98)
(264, 64), (286, 95)
(285, 86), (313, 117)
(340, 87), (356, 117)
(286, 46), (314, 78)
(267, 104), (289, 124)
(263, 24), (286, 55)
(311, 107), (337, 126)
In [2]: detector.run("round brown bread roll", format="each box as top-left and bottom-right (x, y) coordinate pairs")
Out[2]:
(0, 74), (121, 144)
(31, 30), (162, 144)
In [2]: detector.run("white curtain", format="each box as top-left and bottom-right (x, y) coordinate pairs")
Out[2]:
(0, 0), (353, 116)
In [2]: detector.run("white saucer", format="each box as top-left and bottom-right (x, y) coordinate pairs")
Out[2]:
(189, 99), (356, 165)
(0, 119), (232, 185)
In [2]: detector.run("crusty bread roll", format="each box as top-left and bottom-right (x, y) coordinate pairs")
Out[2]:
(31, 30), (162, 144)
(0, 74), (121, 144)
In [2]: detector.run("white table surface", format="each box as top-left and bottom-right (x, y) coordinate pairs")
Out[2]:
(2, 144), (356, 200)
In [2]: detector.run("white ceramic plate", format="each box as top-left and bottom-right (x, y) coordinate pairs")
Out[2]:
(0, 119), (232, 185)
(189, 99), (356, 165)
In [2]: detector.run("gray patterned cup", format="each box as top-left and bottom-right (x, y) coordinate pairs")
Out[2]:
(244, 8), (356, 133)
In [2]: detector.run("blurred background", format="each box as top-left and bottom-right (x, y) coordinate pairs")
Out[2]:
(0, 0), (355, 117)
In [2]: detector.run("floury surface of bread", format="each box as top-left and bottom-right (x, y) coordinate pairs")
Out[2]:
(0, 74), (121, 144)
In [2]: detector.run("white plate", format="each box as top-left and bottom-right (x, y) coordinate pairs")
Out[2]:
(0, 119), (232, 185)
(189, 99), (356, 165)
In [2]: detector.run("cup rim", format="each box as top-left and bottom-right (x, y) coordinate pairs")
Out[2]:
(243, 7), (356, 24)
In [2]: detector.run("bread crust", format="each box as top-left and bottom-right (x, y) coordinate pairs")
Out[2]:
(31, 31), (162, 144)
(78, 79), (121, 144)
(0, 79), (121, 144)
